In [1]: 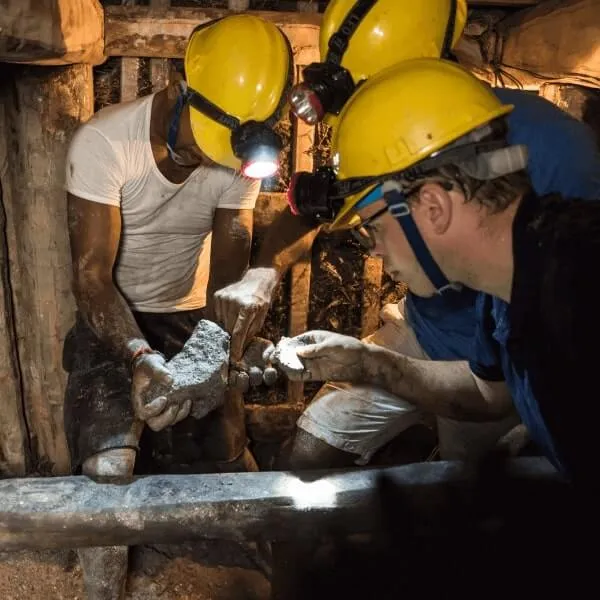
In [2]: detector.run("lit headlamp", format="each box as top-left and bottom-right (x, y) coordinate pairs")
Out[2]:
(187, 88), (284, 179)
(230, 120), (283, 179)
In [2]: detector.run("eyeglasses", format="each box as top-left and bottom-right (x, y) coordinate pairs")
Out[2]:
(350, 206), (388, 251)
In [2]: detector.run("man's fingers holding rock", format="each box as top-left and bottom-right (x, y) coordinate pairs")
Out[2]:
(146, 403), (180, 432)
(137, 395), (169, 420)
(172, 399), (192, 427)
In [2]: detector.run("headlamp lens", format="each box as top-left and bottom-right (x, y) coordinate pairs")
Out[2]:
(243, 158), (279, 179)
(232, 125), (282, 180)
(289, 84), (324, 125)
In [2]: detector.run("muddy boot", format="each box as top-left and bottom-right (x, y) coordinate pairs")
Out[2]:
(79, 448), (136, 600)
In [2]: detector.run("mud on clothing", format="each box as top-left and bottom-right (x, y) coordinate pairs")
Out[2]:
(64, 310), (247, 471)
(470, 193), (600, 487)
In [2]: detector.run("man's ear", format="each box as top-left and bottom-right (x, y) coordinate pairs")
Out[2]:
(416, 182), (452, 235)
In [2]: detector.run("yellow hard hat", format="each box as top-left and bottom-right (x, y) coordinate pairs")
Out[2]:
(184, 15), (292, 172)
(289, 0), (467, 127)
(330, 58), (514, 227)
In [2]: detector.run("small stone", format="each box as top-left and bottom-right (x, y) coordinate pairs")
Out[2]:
(269, 337), (306, 374)
(248, 366), (264, 387)
(262, 367), (278, 387)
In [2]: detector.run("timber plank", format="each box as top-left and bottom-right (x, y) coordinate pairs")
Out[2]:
(2, 65), (94, 474)
(0, 458), (562, 550)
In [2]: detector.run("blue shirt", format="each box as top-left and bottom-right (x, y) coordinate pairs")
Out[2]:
(406, 88), (600, 363)
(469, 293), (562, 471)
(469, 193), (600, 482)
(404, 89), (600, 477)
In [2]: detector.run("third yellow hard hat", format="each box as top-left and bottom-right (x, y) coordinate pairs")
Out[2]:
(329, 58), (514, 227)
(185, 15), (292, 172)
(290, 0), (468, 127)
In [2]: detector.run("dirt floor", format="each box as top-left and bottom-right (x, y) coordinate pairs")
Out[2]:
(0, 540), (271, 600)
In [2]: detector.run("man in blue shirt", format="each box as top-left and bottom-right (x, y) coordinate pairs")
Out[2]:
(213, 0), (600, 468)
(404, 87), (600, 461)
(270, 58), (600, 488)
(273, 85), (600, 471)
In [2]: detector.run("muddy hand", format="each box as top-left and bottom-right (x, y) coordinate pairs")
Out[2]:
(131, 352), (191, 432)
(229, 337), (278, 393)
(214, 267), (279, 363)
(266, 331), (367, 383)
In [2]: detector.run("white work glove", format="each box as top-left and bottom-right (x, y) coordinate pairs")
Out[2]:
(229, 337), (279, 392)
(131, 351), (191, 432)
(264, 331), (367, 383)
(214, 267), (279, 363)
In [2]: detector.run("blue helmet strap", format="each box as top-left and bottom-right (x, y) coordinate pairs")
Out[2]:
(384, 189), (454, 294)
(166, 82), (193, 165)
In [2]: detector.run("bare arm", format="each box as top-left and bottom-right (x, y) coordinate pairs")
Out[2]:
(215, 208), (321, 361)
(254, 207), (321, 277)
(68, 193), (148, 362)
(205, 208), (253, 321)
(366, 345), (513, 421)
(68, 193), (192, 430)
(271, 331), (513, 422)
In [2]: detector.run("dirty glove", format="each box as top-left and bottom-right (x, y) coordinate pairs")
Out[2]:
(131, 351), (191, 432)
(229, 336), (279, 393)
(214, 267), (279, 363)
(265, 331), (367, 383)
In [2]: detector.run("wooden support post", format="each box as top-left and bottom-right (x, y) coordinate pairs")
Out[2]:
(0, 458), (561, 550)
(360, 257), (384, 339)
(120, 1), (141, 102)
(1, 64), (94, 475)
(149, 1), (171, 93)
(0, 87), (29, 476)
(104, 6), (321, 63)
(287, 1), (319, 406)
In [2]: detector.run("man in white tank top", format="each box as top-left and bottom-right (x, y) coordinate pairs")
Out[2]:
(63, 16), (292, 599)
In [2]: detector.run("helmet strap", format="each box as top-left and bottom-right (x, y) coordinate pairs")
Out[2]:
(166, 81), (197, 166)
(384, 187), (458, 294)
(326, 0), (378, 65)
(442, 0), (458, 59)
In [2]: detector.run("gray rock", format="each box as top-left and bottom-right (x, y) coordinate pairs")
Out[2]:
(150, 320), (230, 420)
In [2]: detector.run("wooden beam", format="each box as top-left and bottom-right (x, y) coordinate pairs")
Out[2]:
(360, 257), (384, 339)
(287, 0), (318, 407)
(104, 6), (320, 63)
(471, 0), (540, 4)
(149, 0), (171, 93)
(247, 1), (541, 8)
(0, 458), (563, 551)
